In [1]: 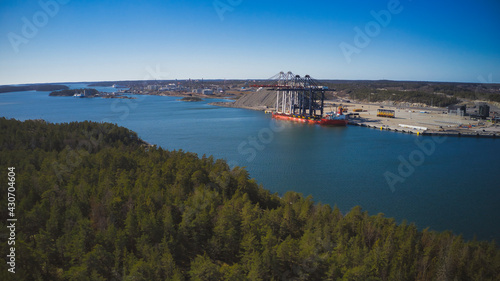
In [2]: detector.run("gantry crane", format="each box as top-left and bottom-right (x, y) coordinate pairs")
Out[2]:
(251, 71), (328, 118)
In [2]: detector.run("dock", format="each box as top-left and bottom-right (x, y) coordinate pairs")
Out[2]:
(340, 102), (499, 138)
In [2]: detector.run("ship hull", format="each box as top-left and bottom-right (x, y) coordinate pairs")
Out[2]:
(272, 113), (347, 126)
(319, 119), (349, 126)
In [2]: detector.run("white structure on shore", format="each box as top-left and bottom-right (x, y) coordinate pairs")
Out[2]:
(73, 89), (90, 98)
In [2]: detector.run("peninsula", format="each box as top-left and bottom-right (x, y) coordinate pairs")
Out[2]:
(2, 117), (499, 280)
(0, 84), (68, 94)
(49, 88), (99, 97)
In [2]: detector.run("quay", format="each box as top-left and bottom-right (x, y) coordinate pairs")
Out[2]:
(340, 102), (500, 138)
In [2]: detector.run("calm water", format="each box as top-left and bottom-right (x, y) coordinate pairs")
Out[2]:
(1, 86), (499, 241)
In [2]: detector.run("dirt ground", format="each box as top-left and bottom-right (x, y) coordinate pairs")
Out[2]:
(328, 101), (500, 136)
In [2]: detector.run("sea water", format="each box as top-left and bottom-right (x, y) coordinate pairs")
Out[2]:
(1, 86), (498, 241)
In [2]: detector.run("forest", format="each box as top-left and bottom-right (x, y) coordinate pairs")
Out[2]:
(0, 118), (499, 280)
(318, 80), (500, 106)
(0, 84), (69, 94)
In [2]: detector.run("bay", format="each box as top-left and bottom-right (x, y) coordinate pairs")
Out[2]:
(1, 86), (498, 241)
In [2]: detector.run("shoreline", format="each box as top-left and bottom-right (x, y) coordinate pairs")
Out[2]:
(348, 120), (498, 138)
(210, 100), (499, 138)
(129, 90), (244, 100)
(340, 101), (499, 138)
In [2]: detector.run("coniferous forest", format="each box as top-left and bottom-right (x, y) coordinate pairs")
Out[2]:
(0, 118), (499, 280)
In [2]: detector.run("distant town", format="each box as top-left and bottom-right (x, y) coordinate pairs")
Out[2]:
(100, 79), (258, 99)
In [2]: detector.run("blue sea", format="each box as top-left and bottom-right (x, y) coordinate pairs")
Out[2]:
(1, 84), (499, 241)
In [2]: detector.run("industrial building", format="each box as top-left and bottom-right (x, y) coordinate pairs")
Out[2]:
(478, 104), (490, 119)
(448, 105), (467, 116)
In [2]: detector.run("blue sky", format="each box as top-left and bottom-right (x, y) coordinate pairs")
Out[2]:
(1, 0), (499, 85)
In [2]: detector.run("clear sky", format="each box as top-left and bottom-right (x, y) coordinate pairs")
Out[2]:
(1, 0), (499, 85)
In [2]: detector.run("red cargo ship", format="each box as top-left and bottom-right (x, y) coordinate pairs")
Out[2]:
(272, 106), (348, 126)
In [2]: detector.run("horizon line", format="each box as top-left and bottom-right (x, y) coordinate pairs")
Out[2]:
(2, 78), (500, 87)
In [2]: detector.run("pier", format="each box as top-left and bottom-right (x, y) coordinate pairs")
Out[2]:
(343, 102), (499, 138)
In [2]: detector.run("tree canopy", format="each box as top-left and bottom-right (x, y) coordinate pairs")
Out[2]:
(319, 80), (500, 106)
(1, 118), (499, 280)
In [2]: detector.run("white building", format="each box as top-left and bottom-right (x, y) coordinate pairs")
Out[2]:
(202, 89), (213, 95)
